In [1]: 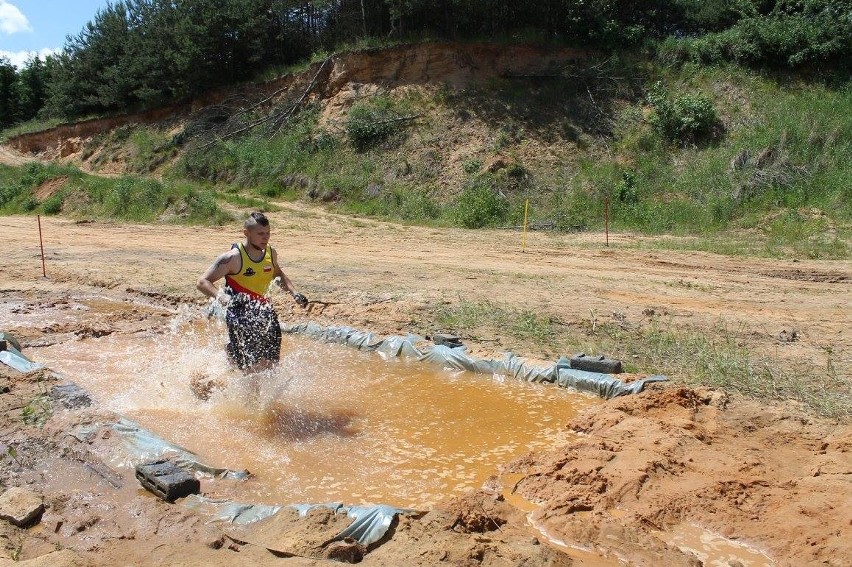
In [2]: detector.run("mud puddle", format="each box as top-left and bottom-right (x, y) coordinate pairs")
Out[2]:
(653, 523), (773, 567)
(499, 473), (774, 567)
(31, 309), (601, 509)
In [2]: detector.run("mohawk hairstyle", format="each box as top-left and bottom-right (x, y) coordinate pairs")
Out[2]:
(244, 211), (269, 229)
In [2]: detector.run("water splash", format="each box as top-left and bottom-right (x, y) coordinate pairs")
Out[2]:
(34, 302), (601, 508)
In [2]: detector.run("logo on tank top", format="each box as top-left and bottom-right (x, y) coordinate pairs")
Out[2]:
(263, 266), (273, 272)
(243, 268), (256, 276)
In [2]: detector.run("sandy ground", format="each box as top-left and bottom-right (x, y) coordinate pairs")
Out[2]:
(0, 146), (33, 167)
(1, 210), (850, 566)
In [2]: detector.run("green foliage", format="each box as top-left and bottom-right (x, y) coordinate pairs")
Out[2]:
(105, 178), (163, 218)
(511, 310), (556, 344)
(462, 159), (482, 175)
(392, 188), (442, 221)
(647, 82), (721, 144)
(346, 186), (442, 222)
(45, 0), (315, 117)
(435, 300), (557, 349)
(0, 179), (25, 209)
(179, 109), (322, 185)
(0, 117), (63, 142)
(0, 162), (76, 211)
(0, 162), (230, 225)
(0, 57), (17, 127)
(21, 394), (50, 427)
(129, 128), (176, 172)
(452, 179), (510, 229)
(659, 0), (852, 71)
(346, 97), (406, 150)
(41, 193), (64, 215)
(185, 189), (220, 221)
(616, 170), (639, 204)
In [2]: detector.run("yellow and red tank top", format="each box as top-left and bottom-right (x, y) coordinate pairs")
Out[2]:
(224, 243), (275, 301)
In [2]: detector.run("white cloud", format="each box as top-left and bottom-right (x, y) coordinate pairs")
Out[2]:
(0, 47), (60, 69)
(0, 1), (32, 34)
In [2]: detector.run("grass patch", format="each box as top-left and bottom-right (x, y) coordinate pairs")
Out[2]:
(435, 300), (560, 351)
(432, 300), (849, 419)
(0, 163), (231, 224)
(21, 394), (51, 427)
(0, 117), (65, 142)
(631, 222), (850, 260)
(128, 128), (177, 172)
(215, 188), (280, 212)
(622, 320), (849, 420)
(0, 162), (79, 213)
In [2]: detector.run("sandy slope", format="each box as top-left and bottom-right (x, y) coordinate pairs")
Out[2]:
(0, 146), (33, 167)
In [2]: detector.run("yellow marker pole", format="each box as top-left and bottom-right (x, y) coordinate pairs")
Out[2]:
(522, 199), (529, 252)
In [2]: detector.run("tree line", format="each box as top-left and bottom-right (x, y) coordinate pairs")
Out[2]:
(1, 0), (849, 129)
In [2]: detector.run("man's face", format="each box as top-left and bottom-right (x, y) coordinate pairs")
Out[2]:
(244, 224), (270, 249)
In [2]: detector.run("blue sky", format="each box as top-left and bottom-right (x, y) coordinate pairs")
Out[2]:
(1, 0), (110, 68)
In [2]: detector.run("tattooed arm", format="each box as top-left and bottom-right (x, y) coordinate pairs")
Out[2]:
(196, 249), (240, 300)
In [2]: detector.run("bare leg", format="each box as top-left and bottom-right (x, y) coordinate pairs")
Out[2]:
(241, 358), (276, 402)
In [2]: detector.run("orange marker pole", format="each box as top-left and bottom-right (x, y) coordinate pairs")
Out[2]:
(522, 199), (529, 252)
(604, 196), (610, 247)
(37, 215), (46, 277)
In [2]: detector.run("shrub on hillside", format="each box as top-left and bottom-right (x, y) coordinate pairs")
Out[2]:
(346, 98), (406, 151)
(185, 189), (221, 221)
(41, 193), (64, 214)
(617, 170), (639, 204)
(647, 82), (721, 144)
(0, 183), (24, 208)
(452, 180), (509, 229)
(104, 177), (164, 219)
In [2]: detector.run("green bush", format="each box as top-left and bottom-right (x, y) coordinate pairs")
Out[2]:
(0, 162), (76, 211)
(616, 170), (639, 204)
(453, 181), (510, 229)
(41, 193), (64, 214)
(395, 189), (441, 221)
(20, 196), (38, 211)
(185, 189), (219, 220)
(346, 98), (404, 150)
(0, 183), (24, 208)
(658, 0), (851, 71)
(462, 159), (482, 175)
(647, 82), (721, 144)
(313, 130), (338, 151)
(104, 177), (164, 219)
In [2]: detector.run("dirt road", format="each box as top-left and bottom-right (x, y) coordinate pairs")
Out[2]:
(1, 209), (850, 566)
(3, 209), (849, 367)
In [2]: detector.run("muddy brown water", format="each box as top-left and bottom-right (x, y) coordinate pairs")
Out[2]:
(28, 306), (602, 509)
(6, 297), (779, 565)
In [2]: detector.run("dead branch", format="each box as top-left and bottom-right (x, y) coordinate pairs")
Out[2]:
(268, 57), (333, 139)
(366, 114), (423, 127)
(196, 57), (331, 150)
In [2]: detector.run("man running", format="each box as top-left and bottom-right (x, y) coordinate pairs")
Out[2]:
(197, 212), (307, 372)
